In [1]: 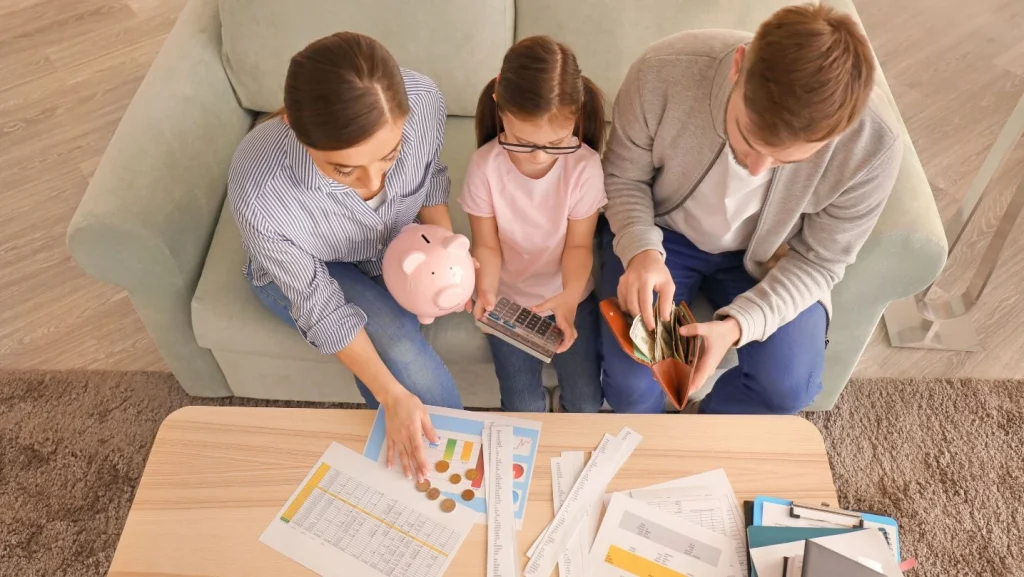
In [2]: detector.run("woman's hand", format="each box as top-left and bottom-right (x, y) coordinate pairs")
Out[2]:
(381, 389), (439, 482)
(532, 292), (578, 353)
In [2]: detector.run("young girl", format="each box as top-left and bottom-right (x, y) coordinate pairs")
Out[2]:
(460, 36), (607, 413)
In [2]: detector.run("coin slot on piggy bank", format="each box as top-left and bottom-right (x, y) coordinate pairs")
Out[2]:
(382, 224), (476, 324)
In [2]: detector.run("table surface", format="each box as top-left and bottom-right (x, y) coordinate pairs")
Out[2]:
(107, 407), (836, 577)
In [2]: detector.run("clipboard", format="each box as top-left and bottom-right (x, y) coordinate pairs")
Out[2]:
(752, 496), (901, 561)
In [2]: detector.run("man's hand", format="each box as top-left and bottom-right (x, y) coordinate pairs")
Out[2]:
(532, 292), (578, 353)
(380, 389), (439, 482)
(678, 316), (742, 392)
(618, 249), (675, 331)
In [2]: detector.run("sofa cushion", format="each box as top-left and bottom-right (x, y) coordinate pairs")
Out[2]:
(192, 118), (490, 366)
(515, 0), (846, 119)
(219, 0), (513, 116)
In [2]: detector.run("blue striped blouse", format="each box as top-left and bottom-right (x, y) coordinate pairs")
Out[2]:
(227, 69), (449, 355)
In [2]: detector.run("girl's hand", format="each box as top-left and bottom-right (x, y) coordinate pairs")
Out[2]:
(472, 291), (497, 321)
(381, 390), (439, 482)
(532, 293), (578, 353)
(464, 259), (482, 313)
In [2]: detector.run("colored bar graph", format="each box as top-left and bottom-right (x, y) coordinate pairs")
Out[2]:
(443, 438), (457, 461)
(460, 441), (474, 463)
(603, 545), (690, 577)
(281, 463), (330, 523)
(471, 451), (485, 489)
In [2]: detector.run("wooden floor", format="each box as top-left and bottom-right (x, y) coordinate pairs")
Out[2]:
(1, 0), (1022, 378)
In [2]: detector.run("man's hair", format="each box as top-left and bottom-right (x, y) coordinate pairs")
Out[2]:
(743, 3), (876, 146)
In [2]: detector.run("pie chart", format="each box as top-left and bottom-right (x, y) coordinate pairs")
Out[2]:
(512, 463), (525, 479)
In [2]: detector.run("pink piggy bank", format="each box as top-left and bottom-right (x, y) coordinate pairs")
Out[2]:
(382, 224), (476, 324)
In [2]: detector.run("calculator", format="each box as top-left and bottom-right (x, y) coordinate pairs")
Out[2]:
(475, 296), (564, 363)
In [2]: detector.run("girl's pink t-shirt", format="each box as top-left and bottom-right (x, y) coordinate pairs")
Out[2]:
(458, 138), (608, 310)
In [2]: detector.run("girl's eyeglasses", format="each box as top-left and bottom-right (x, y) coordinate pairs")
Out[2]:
(496, 104), (582, 155)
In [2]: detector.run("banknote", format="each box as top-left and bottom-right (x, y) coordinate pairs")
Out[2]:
(628, 297), (698, 366)
(629, 313), (654, 362)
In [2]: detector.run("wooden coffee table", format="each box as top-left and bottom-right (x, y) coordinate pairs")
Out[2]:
(107, 407), (836, 576)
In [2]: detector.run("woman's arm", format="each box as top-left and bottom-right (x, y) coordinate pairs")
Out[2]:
(237, 216), (436, 481)
(417, 204), (454, 232)
(561, 212), (600, 301)
(335, 331), (405, 404)
(468, 214), (502, 317)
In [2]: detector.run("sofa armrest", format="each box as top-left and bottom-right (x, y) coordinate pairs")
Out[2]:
(67, 0), (254, 396)
(815, 133), (947, 409)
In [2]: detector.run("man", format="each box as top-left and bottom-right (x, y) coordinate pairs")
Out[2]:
(600, 4), (902, 414)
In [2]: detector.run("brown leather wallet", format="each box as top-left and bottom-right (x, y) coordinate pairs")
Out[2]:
(599, 297), (705, 410)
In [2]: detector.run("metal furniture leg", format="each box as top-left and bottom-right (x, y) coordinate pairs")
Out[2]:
(884, 92), (1024, 351)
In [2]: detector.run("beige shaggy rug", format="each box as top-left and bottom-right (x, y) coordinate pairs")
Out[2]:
(1, 370), (1021, 576)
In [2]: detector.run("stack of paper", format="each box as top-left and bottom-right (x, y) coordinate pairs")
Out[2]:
(604, 469), (750, 577)
(522, 428), (641, 577)
(529, 428), (747, 577)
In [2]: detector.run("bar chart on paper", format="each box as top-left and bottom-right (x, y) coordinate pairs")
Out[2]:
(363, 406), (542, 528)
(261, 443), (474, 577)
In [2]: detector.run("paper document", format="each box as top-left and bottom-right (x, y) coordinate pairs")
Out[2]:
(485, 424), (519, 577)
(606, 469), (748, 577)
(524, 427), (642, 577)
(261, 442), (474, 577)
(588, 493), (731, 577)
(363, 406), (542, 529)
(551, 451), (590, 577)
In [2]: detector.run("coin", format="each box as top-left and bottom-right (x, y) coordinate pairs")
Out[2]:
(449, 473), (462, 484)
(414, 479), (431, 492)
(426, 487), (441, 501)
(461, 489), (475, 501)
(440, 498), (456, 513)
(465, 469), (478, 481)
(434, 460), (450, 473)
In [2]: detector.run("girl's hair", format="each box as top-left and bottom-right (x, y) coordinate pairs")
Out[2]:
(275, 32), (409, 151)
(474, 36), (606, 153)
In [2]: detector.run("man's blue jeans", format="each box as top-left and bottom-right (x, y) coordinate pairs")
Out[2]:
(598, 219), (826, 414)
(485, 293), (604, 413)
(249, 262), (462, 410)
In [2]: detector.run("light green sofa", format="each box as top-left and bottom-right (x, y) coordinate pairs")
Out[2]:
(67, 0), (946, 410)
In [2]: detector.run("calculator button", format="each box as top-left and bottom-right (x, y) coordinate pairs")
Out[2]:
(507, 302), (522, 316)
(500, 308), (516, 322)
(545, 333), (560, 344)
(502, 321), (517, 330)
(514, 309), (531, 325)
(525, 315), (540, 330)
(487, 312), (502, 322)
(536, 321), (551, 337)
(492, 299), (509, 314)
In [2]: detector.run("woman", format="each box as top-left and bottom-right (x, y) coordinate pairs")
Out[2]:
(228, 32), (459, 482)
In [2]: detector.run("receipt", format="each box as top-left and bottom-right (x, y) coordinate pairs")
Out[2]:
(551, 452), (588, 577)
(524, 428), (641, 577)
(485, 424), (518, 577)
